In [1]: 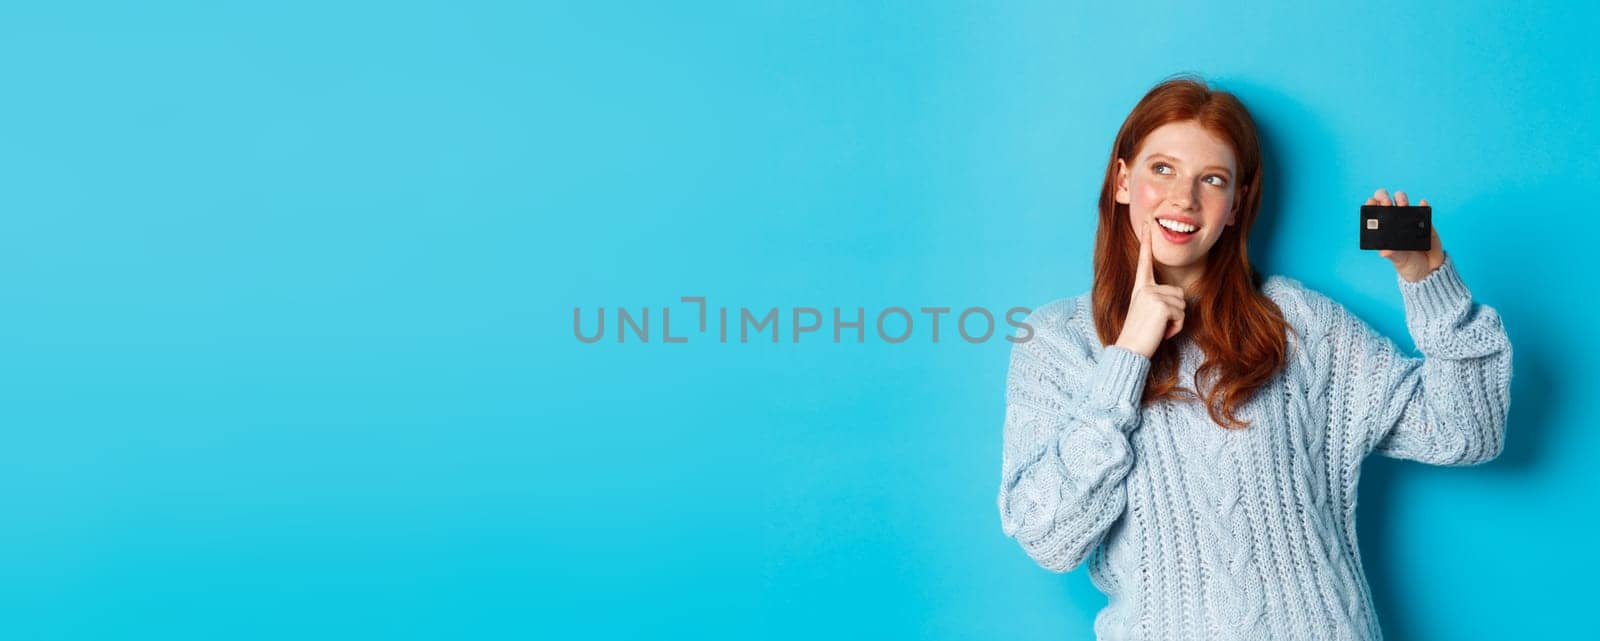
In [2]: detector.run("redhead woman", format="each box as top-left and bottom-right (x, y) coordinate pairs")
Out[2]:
(996, 76), (1511, 641)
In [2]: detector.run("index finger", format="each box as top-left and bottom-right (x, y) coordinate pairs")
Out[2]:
(1136, 216), (1154, 286)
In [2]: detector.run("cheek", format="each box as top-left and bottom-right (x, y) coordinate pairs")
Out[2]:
(1205, 188), (1235, 219)
(1133, 181), (1165, 207)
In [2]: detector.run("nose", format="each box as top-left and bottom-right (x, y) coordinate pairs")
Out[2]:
(1168, 179), (1201, 210)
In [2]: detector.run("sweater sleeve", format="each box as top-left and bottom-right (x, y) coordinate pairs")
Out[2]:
(997, 318), (1150, 573)
(1321, 254), (1513, 465)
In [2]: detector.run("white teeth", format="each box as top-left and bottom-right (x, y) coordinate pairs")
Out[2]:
(1158, 218), (1197, 233)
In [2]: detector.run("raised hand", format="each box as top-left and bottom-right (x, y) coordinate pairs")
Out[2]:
(1368, 188), (1446, 282)
(1114, 216), (1189, 358)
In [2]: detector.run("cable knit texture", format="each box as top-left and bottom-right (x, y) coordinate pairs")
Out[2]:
(996, 255), (1511, 641)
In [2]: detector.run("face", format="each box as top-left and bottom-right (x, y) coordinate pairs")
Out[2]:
(1115, 120), (1243, 272)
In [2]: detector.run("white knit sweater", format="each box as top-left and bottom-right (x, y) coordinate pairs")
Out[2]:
(996, 255), (1511, 641)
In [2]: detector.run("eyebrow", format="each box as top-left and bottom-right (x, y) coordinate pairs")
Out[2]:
(1145, 153), (1234, 178)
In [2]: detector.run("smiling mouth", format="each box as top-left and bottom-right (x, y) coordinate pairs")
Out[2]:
(1156, 218), (1199, 236)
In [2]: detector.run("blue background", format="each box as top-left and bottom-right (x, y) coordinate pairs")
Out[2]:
(1, 1), (1593, 639)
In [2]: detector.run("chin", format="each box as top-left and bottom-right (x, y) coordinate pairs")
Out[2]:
(1154, 248), (1198, 264)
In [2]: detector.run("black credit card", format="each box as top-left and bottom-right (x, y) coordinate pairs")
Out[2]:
(1360, 205), (1431, 251)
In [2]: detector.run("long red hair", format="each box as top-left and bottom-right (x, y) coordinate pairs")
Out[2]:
(1091, 75), (1290, 429)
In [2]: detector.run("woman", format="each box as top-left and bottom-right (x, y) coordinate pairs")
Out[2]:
(995, 76), (1511, 641)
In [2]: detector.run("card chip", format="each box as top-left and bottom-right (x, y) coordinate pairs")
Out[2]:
(1366, 218), (1379, 229)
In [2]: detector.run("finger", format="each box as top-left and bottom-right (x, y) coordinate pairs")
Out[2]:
(1165, 316), (1185, 339)
(1136, 216), (1154, 286)
(1149, 294), (1187, 316)
(1378, 249), (1393, 258)
(1159, 302), (1187, 329)
(1419, 198), (1429, 207)
(1395, 191), (1409, 207)
(1151, 284), (1187, 299)
(1365, 197), (1380, 205)
(1150, 294), (1182, 312)
(1376, 188), (1391, 206)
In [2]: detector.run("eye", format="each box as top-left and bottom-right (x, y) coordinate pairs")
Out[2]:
(1205, 175), (1229, 187)
(1152, 163), (1173, 175)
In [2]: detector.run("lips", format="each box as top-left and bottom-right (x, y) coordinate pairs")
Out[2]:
(1157, 221), (1197, 244)
(1155, 215), (1200, 233)
(1152, 216), (1200, 245)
